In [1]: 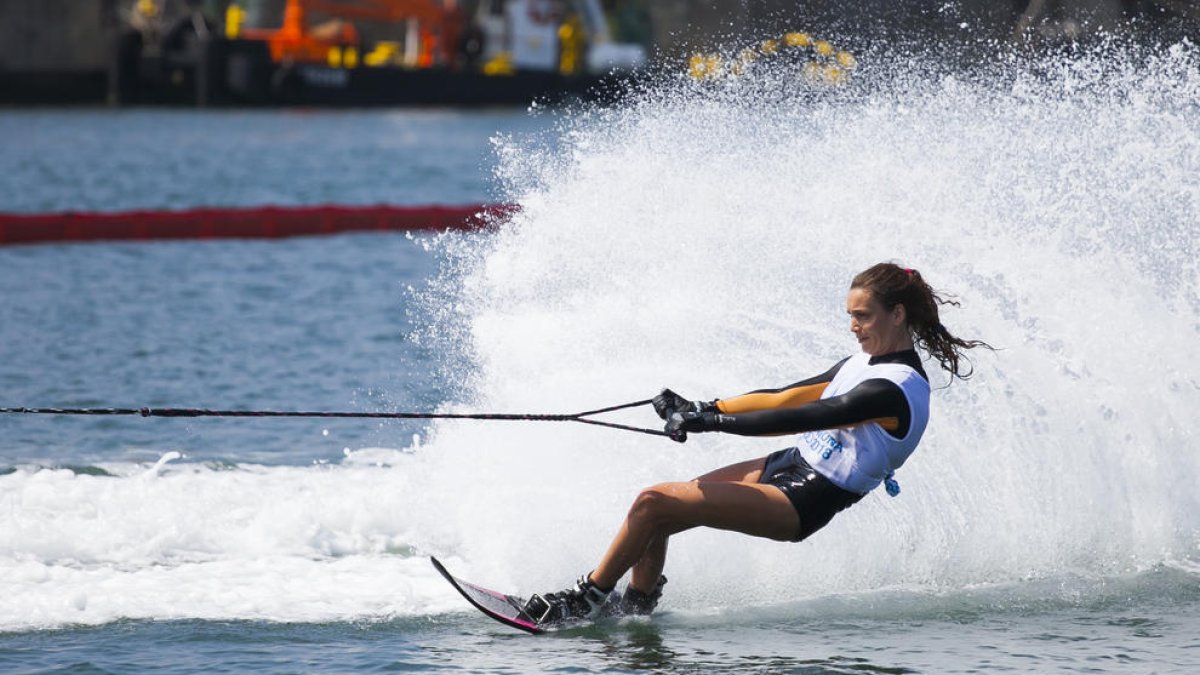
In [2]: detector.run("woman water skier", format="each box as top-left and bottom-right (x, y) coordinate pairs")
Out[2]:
(522, 262), (992, 625)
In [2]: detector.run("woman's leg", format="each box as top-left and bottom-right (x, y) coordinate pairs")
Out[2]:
(627, 457), (768, 591)
(592, 456), (796, 591)
(695, 456), (769, 484)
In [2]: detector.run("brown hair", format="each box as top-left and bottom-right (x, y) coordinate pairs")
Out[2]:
(851, 262), (992, 380)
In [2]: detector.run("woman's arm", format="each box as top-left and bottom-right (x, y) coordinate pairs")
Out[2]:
(715, 357), (851, 414)
(671, 378), (912, 438)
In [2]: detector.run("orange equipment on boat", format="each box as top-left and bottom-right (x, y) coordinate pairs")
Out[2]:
(238, 0), (462, 68)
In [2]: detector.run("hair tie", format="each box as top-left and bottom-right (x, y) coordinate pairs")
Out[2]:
(903, 268), (914, 277)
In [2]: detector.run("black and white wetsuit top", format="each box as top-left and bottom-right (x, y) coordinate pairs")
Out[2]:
(711, 350), (931, 494)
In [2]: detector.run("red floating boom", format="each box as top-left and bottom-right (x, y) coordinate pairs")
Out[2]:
(0, 203), (515, 246)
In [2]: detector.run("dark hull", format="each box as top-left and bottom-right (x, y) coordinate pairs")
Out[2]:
(113, 36), (631, 108)
(0, 70), (108, 105)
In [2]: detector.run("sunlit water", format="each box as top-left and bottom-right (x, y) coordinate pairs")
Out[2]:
(2, 41), (1199, 672)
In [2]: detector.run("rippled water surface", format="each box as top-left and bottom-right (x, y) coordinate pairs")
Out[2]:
(3, 41), (1200, 672)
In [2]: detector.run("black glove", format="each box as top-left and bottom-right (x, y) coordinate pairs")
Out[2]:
(664, 411), (720, 443)
(652, 388), (716, 421)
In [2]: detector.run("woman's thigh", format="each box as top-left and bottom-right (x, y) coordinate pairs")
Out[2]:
(693, 456), (769, 483)
(644, 479), (799, 542)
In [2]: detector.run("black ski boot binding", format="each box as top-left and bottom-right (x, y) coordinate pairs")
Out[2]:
(618, 575), (667, 616)
(523, 575), (614, 626)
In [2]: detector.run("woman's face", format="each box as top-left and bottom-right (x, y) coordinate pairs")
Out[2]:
(846, 287), (910, 356)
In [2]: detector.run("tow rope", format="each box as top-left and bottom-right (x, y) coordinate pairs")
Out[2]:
(0, 399), (667, 437)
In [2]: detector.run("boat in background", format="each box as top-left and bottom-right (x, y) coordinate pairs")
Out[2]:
(111, 0), (649, 107)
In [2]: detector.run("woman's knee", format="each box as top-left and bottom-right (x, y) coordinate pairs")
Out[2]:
(628, 483), (683, 525)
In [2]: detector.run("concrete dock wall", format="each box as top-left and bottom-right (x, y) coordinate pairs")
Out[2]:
(0, 0), (118, 72)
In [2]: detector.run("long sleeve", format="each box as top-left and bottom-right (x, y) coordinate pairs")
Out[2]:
(714, 378), (911, 437)
(715, 357), (849, 414)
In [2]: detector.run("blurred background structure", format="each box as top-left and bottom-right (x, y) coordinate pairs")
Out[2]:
(0, 0), (1196, 105)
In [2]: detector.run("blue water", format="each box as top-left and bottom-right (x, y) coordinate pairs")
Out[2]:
(0, 235), (442, 466)
(0, 108), (549, 213)
(3, 39), (1200, 672)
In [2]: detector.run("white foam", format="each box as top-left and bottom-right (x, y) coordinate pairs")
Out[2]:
(0, 457), (469, 631)
(416, 43), (1200, 607)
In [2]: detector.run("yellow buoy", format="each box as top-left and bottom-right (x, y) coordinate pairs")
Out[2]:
(688, 54), (721, 80)
(689, 31), (855, 86)
(784, 32), (811, 48)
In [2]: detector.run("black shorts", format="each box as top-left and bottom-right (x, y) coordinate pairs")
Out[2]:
(759, 447), (864, 542)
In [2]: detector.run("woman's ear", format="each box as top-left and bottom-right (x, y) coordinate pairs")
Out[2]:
(892, 303), (907, 326)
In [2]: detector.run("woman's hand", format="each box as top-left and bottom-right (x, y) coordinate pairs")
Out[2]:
(652, 389), (716, 420)
(664, 410), (720, 442)
(652, 389), (692, 420)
